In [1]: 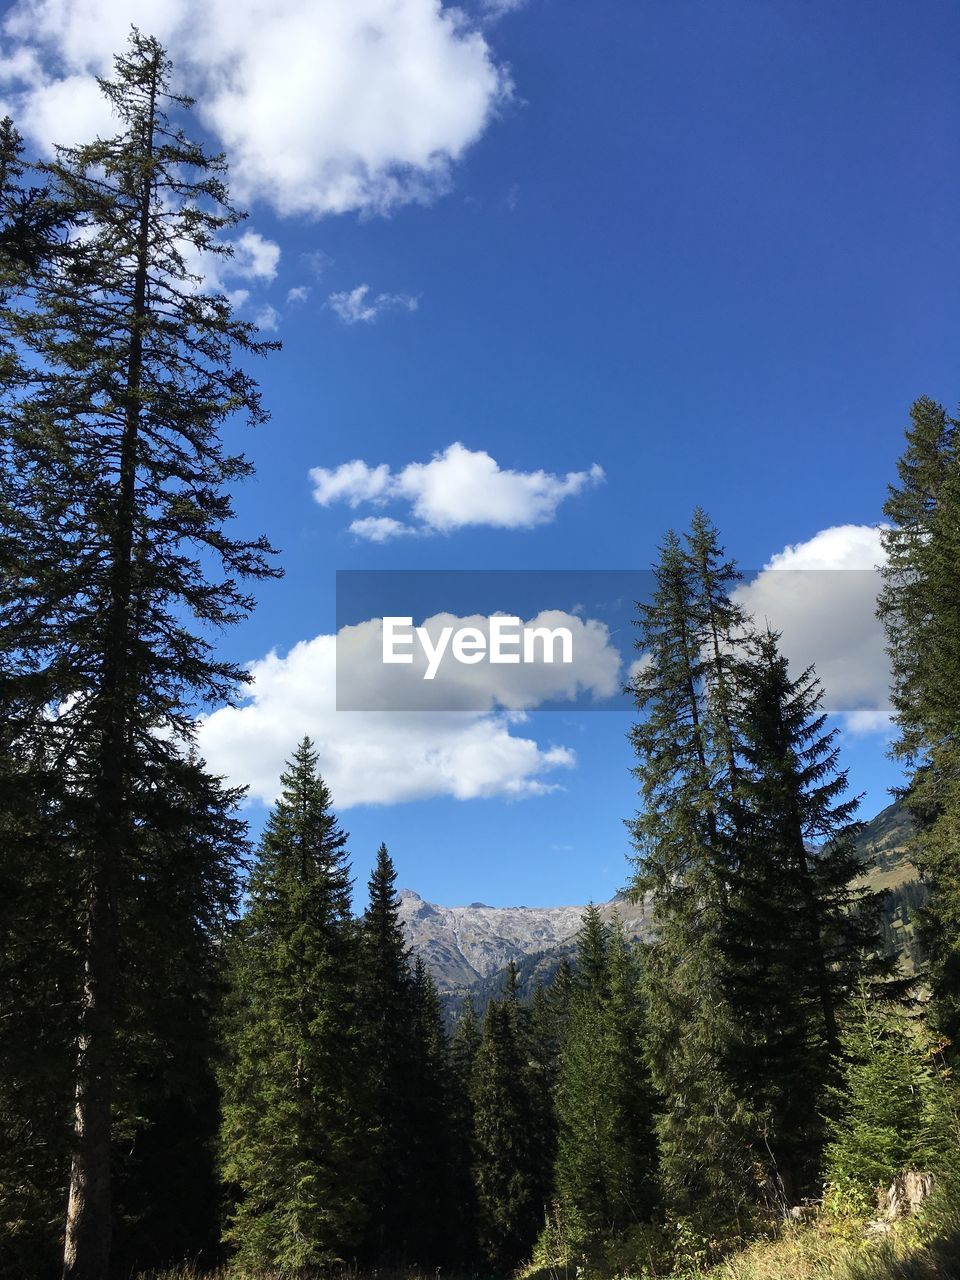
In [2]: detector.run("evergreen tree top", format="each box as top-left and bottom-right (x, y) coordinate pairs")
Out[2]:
(250, 739), (352, 919)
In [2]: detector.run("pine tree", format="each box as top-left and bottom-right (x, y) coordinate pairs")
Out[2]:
(219, 740), (365, 1272)
(0, 115), (65, 312)
(472, 992), (545, 1271)
(109, 755), (247, 1277)
(628, 522), (756, 1232)
(447, 996), (482, 1265)
(357, 842), (415, 1263)
(406, 958), (460, 1265)
(356, 848), (462, 1267)
(0, 743), (79, 1279)
(824, 985), (954, 1206)
(878, 396), (960, 1045)
(0, 35), (277, 1279)
(721, 631), (885, 1203)
(554, 909), (657, 1238)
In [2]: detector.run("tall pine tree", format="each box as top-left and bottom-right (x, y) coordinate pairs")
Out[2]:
(628, 521), (756, 1232)
(630, 516), (883, 1232)
(0, 34), (276, 1279)
(878, 395), (960, 1045)
(721, 631), (884, 1203)
(219, 740), (366, 1272)
(472, 983), (547, 1271)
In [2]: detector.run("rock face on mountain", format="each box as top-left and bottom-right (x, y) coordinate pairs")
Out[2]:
(397, 888), (652, 994)
(399, 801), (922, 1000)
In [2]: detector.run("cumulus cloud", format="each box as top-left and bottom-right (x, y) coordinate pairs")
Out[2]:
(328, 284), (419, 325)
(286, 285), (310, 304)
(196, 611), (622, 807)
(0, 0), (511, 217)
(313, 459), (392, 507)
(311, 443), (606, 539)
(231, 230), (280, 281)
(734, 524), (890, 733)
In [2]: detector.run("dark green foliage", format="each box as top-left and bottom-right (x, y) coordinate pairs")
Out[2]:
(554, 908), (658, 1237)
(108, 756), (246, 1278)
(878, 396), (960, 1046)
(447, 996), (483, 1262)
(357, 842), (415, 1263)
(0, 745), (79, 1280)
(721, 631), (886, 1202)
(219, 739), (366, 1272)
(471, 977), (549, 1271)
(356, 844), (462, 1267)
(405, 958), (461, 1265)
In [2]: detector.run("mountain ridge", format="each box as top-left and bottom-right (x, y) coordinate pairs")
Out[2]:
(399, 800), (922, 1000)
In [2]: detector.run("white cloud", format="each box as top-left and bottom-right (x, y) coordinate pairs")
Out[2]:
(286, 285), (310, 304)
(312, 459), (392, 507)
(231, 230), (281, 281)
(348, 516), (418, 542)
(0, 0), (511, 218)
(253, 303), (280, 332)
(196, 611), (622, 807)
(481, 0), (529, 17)
(302, 250), (333, 279)
(328, 283), (419, 325)
(734, 524), (890, 733)
(177, 226), (281, 296)
(310, 443), (606, 539)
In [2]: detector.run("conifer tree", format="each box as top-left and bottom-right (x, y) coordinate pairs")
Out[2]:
(447, 996), (482, 1264)
(721, 631), (884, 1202)
(554, 909), (657, 1237)
(0, 34), (276, 1279)
(878, 396), (960, 1044)
(472, 993), (545, 1270)
(0, 746), (79, 1278)
(632, 516), (890, 1228)
(406, 958), (460, 1265)
(628, 522), (756, 1231)
(357, 842), (416, 1263)
(0, 115), (65, 314)
(219, 740), (365, 1272)
(450, 995), (482, 1101)
(108, 755), (247, 1277)
(824, 984), (954, 1205)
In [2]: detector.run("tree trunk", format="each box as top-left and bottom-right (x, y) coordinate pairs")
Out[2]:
(61, 869), (117, 1279)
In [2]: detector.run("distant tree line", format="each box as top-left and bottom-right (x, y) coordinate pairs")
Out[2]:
(1, 29), (959, 1280)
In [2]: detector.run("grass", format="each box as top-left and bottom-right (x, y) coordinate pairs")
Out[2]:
(662, 1204), (960, 1280)
(134, 1203), (960, 1280)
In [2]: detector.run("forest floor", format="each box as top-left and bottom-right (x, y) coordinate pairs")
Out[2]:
(135, 1206), (960, 1280)
(519, 1202), (960, 1280)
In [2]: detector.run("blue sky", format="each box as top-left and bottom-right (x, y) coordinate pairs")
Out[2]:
(2, 0), (958, 905)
